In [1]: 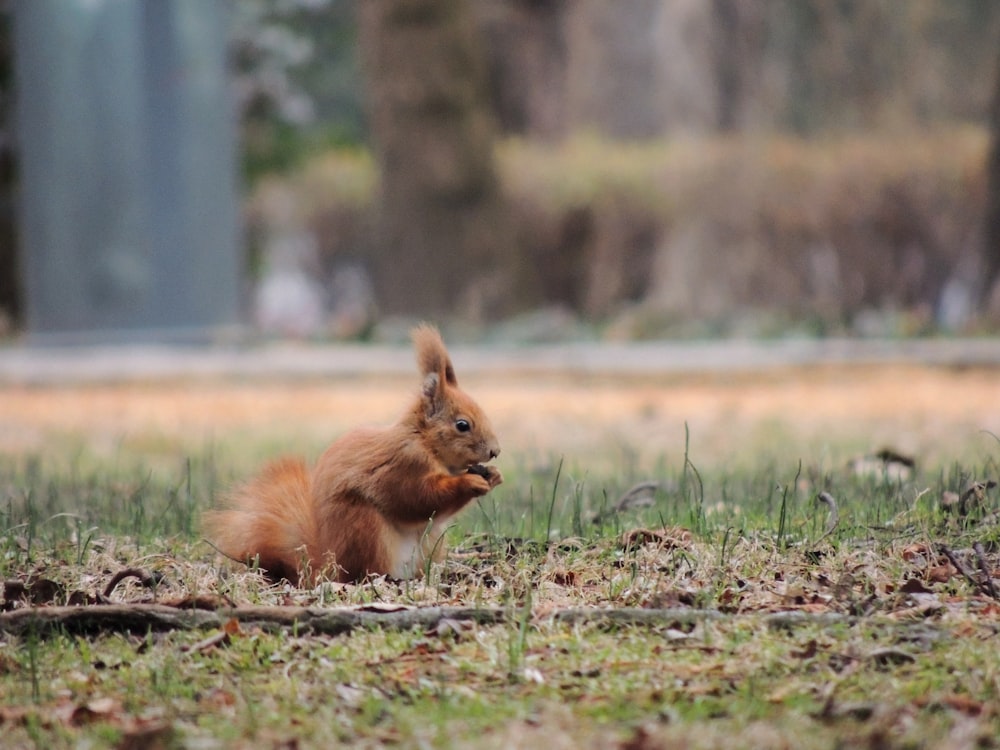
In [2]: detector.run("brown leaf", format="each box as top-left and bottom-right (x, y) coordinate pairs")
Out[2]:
(620, 527), (691, 549)
(199, 688), (237, 711)
(551, 569), (577, 586)
(900, 577), (933, 594)
(619, 725), (663, 750)
(69, 697), (122, 726)
(790, 639), (819, 659)
(926, 564), (957, 583)
(901, 543), (933, 562)
(4, 578), (64, 606)
(913, 694), (986, 716)
(0, 705), (36, 726)
(832, 572), (856, 600)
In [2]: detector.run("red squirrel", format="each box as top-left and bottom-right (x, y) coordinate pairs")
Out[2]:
(203, 325), (502, 584)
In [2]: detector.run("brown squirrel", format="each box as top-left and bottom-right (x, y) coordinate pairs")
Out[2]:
(203, 324), (502, 584)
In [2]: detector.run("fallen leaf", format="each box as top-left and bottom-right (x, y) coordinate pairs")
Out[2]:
(621, 527), (691, 549)
(619, 725), (662, 750)
(0, 652), (21, 675)
(790, 639), (819, 659)
(913, 694), (985, 716)
(0, 705), (36, 726)
(69, 697), (122, 726)
(4, 578), (64, 606)
(901, 577), (934, 594)
(550, 569), (577, 586)
(832, 572), (856, 600)
(199, 688), (237, 711)
(926, 564), (957, 584)
(901, 544), (933, 562)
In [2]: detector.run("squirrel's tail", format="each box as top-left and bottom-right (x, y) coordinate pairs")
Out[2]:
(203, 457), (318, 584)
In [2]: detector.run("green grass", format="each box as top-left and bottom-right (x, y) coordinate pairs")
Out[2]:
(1, 438), (999, 748)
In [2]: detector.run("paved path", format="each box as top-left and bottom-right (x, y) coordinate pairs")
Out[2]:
(0, 337), (998, 384)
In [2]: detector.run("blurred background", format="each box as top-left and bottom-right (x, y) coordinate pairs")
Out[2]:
(3, 0), (1000, 343)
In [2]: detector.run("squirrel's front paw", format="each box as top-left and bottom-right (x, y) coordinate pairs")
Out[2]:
(468, 464), (503, 489)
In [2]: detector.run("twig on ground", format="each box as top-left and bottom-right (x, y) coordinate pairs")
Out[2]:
(973, 542), (1000, 601)
(102, 569), (159, 600)
(938, 544), (989, 598)
(814, 492), (840, 545)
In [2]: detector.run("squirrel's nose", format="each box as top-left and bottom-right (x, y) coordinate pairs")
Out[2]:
(489, 446), (500, 460)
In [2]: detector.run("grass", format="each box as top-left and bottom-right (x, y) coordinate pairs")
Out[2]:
(1, 433), (1000, 749)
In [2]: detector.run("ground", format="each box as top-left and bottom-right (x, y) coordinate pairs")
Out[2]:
(2, 346), (1000, 749)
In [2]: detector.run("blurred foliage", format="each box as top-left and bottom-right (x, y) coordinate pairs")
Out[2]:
(230, 0), (1000, 180)
(253, 127), (988, 333)
(230, 0), (363, 183)
(771, 0), (1000, 133)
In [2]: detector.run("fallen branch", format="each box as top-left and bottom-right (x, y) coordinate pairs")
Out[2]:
(553, 607), (725, 627)
(0, 603), (945, 640)
(0, 604), (507, 639)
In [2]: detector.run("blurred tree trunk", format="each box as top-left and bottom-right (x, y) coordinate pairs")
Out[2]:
(0, 5), (18, 331)
(983, 46), (1000, 311)
(358, 0), (512, 319)
(711, 0), (765, 132)
(476, 0), (568, 140)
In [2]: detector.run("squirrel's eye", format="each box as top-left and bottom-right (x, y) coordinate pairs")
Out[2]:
(455, 419), (471, 433)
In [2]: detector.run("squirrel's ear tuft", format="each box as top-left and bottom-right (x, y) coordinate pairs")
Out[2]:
(421, 372), (442, 415)
(412, 323), (458, 386)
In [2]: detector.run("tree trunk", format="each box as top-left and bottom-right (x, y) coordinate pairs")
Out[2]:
(358, 0), (511, 320)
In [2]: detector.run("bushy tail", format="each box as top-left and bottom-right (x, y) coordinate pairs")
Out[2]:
(203, 457), (316, 584)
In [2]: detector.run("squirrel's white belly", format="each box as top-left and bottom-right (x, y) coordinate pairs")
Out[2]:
(389, 515), (453, 579)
